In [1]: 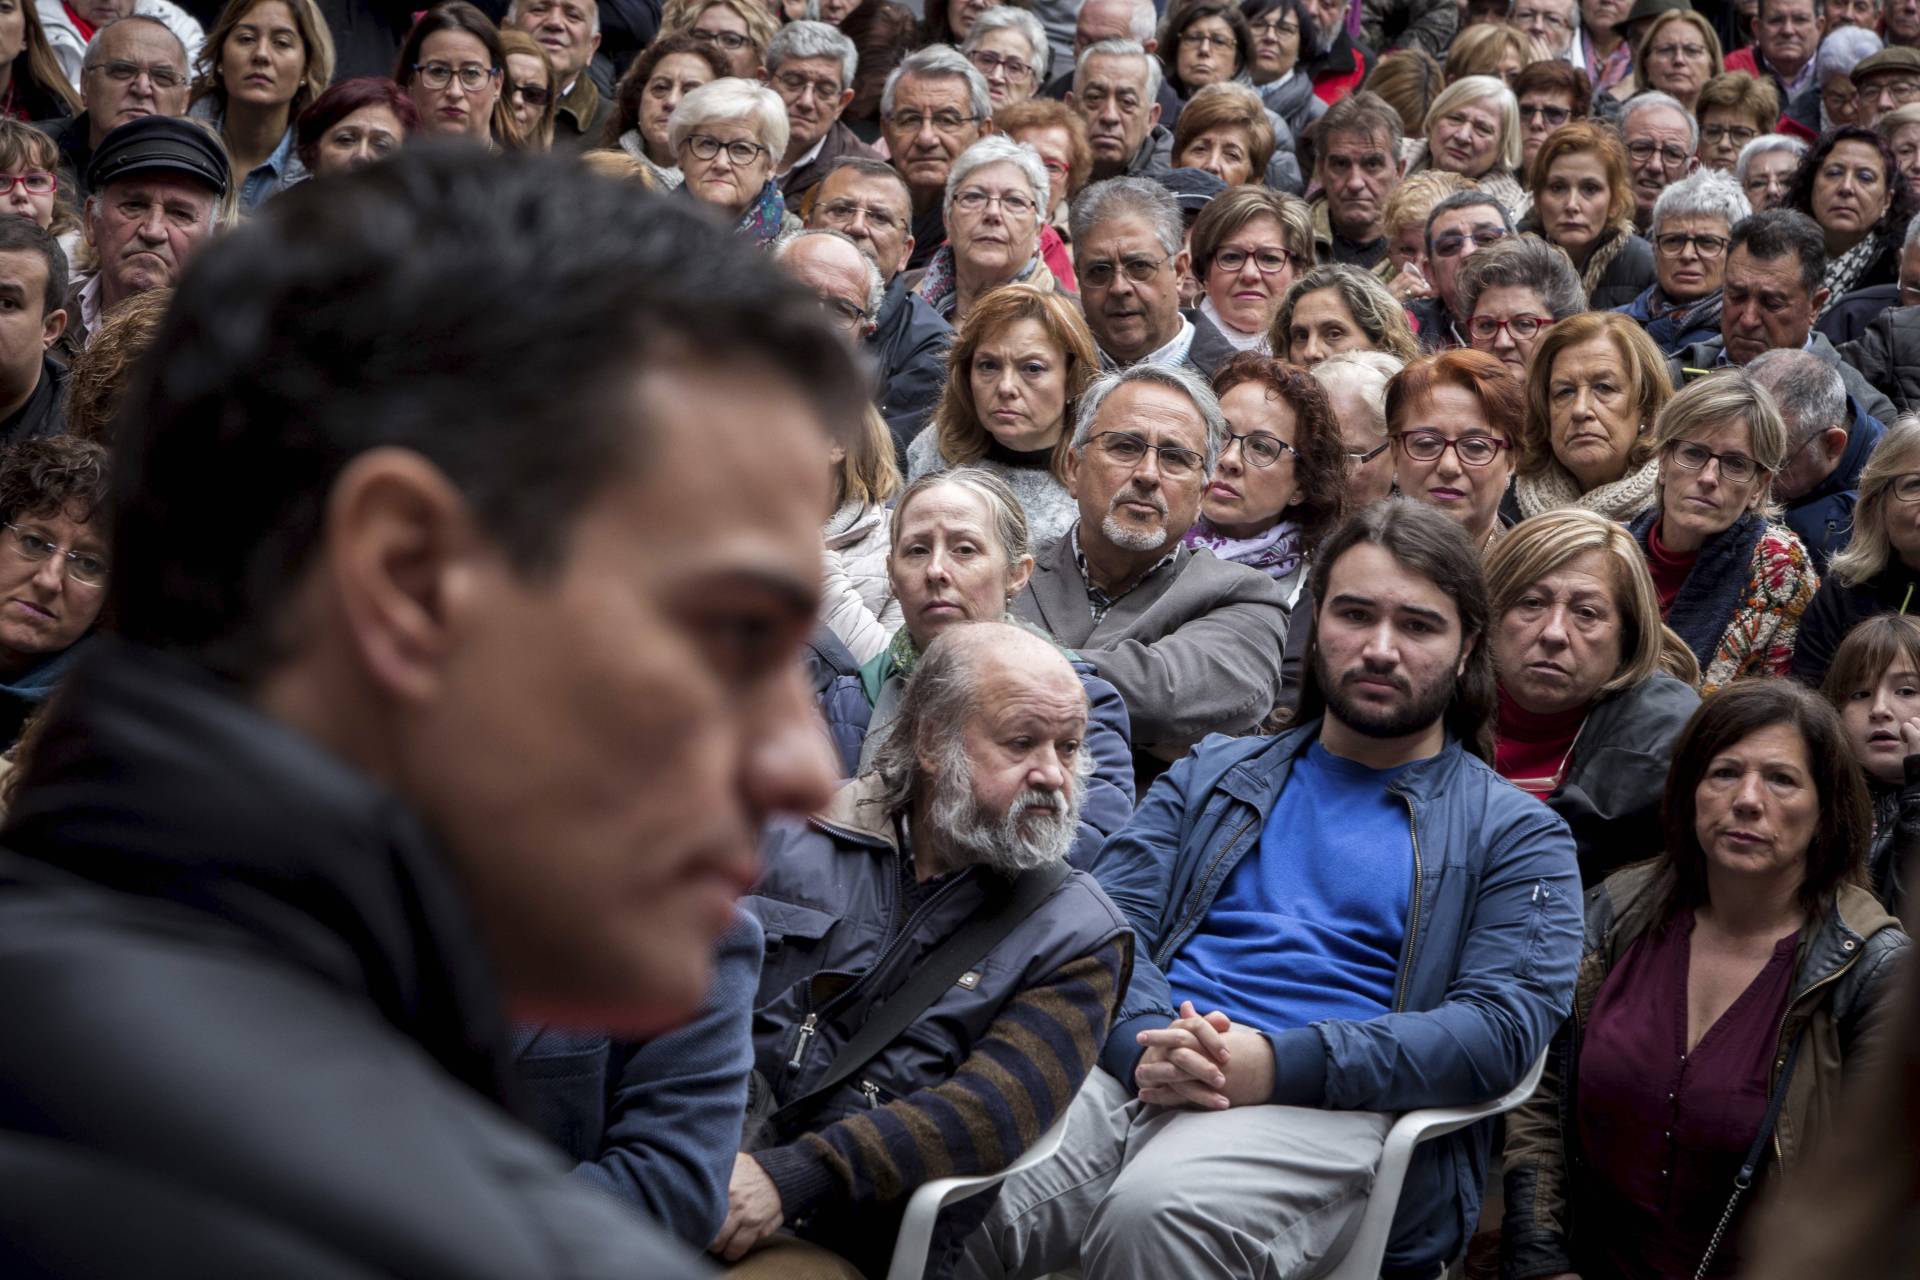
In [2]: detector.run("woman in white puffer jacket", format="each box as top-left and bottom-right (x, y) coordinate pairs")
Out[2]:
(820, 403), (904, 663)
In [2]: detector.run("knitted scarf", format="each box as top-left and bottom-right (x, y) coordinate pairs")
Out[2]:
(1181, 516), (1303, 581)
(618, 129), (684, 189)
(1820, 231), (1884, 318)
(1628, 507), (1768, 671)
(1577, 220), (1638, 301)
(1513, 453), (1662, 523)
(915, 245), (1045, 318)
(1642, 288), (1725, 352)
(736, 178), (789, 246)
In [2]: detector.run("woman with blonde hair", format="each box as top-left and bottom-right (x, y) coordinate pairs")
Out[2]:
(1524, 120), (1655, 308)
(1443, 21), (1543, 87)
(1514, 310), (1673, 521)
(1793, 415), (1920, 684)
(498, 29), (557, 151)
(1487, 507), (1700, 882)
(1629, 7), (1723, 116)
(1273, 263), (1421, 366)
(189, 0), (336, 208)
(660, 0), (778, 78)
(821, 402), (906, 662)
(1628, 370), (1816, 693)
(907, 283), (1097, 558)
(1380, 168), (1476, 303)
(1410, 74), (1529, 218)
(1358, 45), (1442, 139)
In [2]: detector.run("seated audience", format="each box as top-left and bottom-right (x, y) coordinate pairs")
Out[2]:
(1070, 176), (1238, 375)
(767, 21), (874, 204)
(1312, 348), (1404, 508)
(498, 29), (560, 151)
(1379, 168), (1475, 307)
(0, 435), (110, 749)
(1618, 168), (1752, 353)
(1735, 130), (1809, 210)
(1185, 186), (1308, 356)
(1513, 58), (1590, 183)
(1411, 73), (1529, 215)
(1749, 346), (1885, 569)
(1695, 70), (1780, 171)
(1823, 613), (1920, 922)
(1487, 507), (1700, 882)
(396, 2), (509, 146)
(40, 16), (193, 204)
(599, 32), (727, 188)
(1405, 189), (1514, 351)
(960, 498), (1582, 1280)
(1010, 361), (1294, 768)
(908, 282), (1095, 557)
(187, 0), (334, 208)
(1502, 679), (1908, 1280)
(916, 135), (1058, 322)
(730, 622), (1131, 1276)
(1386, 347), (1521, 554)
(963, 7), (1048, 108)
(61, 285), (166, 443)
(294, 76), (417, 177)
(1273, 262), (1421, 366)
(671, 77), (797, 243)
(1458, 231), (1587, 376)
(1786, 124), (1917, 303)
(1513, 310), (1674, 521)
(1525, 119), (1657, 309)
(1629, 370), (1817, 693)
(1793, 416), (1920, 684)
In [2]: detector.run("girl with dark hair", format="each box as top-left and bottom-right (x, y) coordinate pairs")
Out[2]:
(600, 31), (728, 187)
(1823, 613), (1920, 926)
(1788, 124), (1920, 306)
(1503, 679), (1909, 1280)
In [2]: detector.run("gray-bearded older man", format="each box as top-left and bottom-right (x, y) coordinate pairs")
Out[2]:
(722, 621), (1132, 1277)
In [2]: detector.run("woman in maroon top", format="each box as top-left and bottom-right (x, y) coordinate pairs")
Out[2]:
(1501, 681), (1909, 1280)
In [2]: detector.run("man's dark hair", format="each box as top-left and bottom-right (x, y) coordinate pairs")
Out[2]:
(818, 156), (913, 207)
(1728, 208), (1828, 294)
(0, 217), (67, 318)
(1423, 190), (1512, 253)
(0, 435), (111, 530)
(110, 144), (865, 686)
(1297, 498), (1497, 763)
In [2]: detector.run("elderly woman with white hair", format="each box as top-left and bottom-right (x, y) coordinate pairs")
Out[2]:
(1616, 168), (1752, 355)
(1736, 132), (1810, 211)
(1801, 23), (1884, 134)
(962, 6), (1048, 107)
(1310, 350), (1403, 509)
(1409, 75), (1530, 219)
(914, 135), (1059, 323)
(670, 75), (798, 243)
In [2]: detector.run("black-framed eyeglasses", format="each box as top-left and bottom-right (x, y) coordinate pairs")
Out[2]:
(1212, 247), (1294, 274)
(683, 133), (769, 164)
(1701, 124), (1757, 147)
(1346, 440), (1389, 465)
(1431, 227), (1507, 258)
(1, 523), (108, 586)
(1222, 430), (1298, 468)
(1468, 313), (1551, 341)
(817, 295), (868, 329)
(1654, 232), (1731, 258)
(1089, 430), (1205, 477)
(1249, 15), (1299, 37)
(1393, 429), (1511, 467)
(1626, 138), (1690, 169)
(689, 26), (752, 50)
(412, 61), (498, 91)
(85, 58), (184, 89)
(1891, 473), (1920, 503)
(1079, 251), (1170, 287)
(1665, 439), (1765, 483)
(968, 49), (1034, 80)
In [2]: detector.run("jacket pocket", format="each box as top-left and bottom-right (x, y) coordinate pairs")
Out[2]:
(1522, 879), (1561, 969)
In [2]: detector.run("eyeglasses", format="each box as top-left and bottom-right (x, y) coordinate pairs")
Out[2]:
(1649, 41), (1709, 59)
(1468, 313), (1551, 341)
(1665, 439), (1765, 483)
(1221, 429), (1297, 467)
(1626, 138), (1691, 169)
(509, 81), (550, 107)
(1393, 429), (1511, 466)
(1079, 251), (1170, 287)
(968, 49), (1034, 80)
(1866, 78), (1920, 105)
(85, 58), (185, 89)
(1, 523), (107, 587)
(774, 69), (843, 99)
(412, 61), (498, 91)
(1431, 227), (1507, 258)
(689, 26), (752, 50)
(818, 295), (868, 329)
(1347, 440), (1389, 464)
(1090, 430), (1205, 476)
(1654, 231), (1731, 257)
(1822, 88), (1860, 113)
(1701, 124), (1757, 147)
(0, 171), (56, 196)
(1180, 31), (1236, 50)
(1520, 103), (1572, 127)
(886, 109), (980, 133)
(1891, 473), (1920, 502)
(1511, 8), (1571, 29)
(952, 187), (1038, 217)
(817, 197), (904, 233)
(683, 133), (768, 164)
(1211, 246), (1294, 274)
(1249, 16), (1299, 37)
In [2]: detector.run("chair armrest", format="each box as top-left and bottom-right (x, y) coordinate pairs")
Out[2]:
(884, 1108), (1076, 1280)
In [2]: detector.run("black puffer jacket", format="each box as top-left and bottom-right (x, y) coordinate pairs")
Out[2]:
(1840, 303), (1920, 417)
(1867, 759), (1920, 932)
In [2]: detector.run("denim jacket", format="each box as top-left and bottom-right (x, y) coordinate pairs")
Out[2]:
(1090, 720), (1584, 1276)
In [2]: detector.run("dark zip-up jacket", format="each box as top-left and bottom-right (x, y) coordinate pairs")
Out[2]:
(1089, 720), (1583, 1278)
(1782, 401), (1883, 573)
(1789, 558), (1920, 687)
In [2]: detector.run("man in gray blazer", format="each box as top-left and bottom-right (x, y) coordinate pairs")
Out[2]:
(1012, 362), (1294, 780)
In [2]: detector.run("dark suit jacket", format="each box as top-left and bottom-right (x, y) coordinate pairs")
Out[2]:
(1182, 307), (1241, 380)
(1011, 532), (1292, 757)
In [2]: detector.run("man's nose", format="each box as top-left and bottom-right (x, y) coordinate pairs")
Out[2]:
(740, 666), (839, 829)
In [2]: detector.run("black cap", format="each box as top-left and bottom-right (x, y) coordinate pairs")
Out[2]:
(1157, 167), (1227, 220)
(86, 115), (232, 197)
(1614, 0), (1688, 36)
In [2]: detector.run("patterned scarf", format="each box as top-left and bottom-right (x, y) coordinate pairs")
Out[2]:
(1627, 508), (1767, 671)
(915, 244), (1045, 318)
(1820, 232), (1884, 318)
(1643, 288), (1724, 351)
(1512, 453), (1662, 523)
(1182, 517), (1303, 582)
(736, 178), (789, 247)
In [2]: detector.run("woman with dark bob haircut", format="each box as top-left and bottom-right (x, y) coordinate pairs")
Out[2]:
(295, 77), (418, 176)
(1503, 679), (1909, 1280)
(1786, 124), (1920, 305)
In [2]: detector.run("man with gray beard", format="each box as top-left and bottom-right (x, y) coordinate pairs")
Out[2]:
(721, 623), (1134, 1276)
(1012, 362), (1294, 782)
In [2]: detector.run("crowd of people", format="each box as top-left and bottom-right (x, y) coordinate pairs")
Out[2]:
(3, 0), (1920, 1277)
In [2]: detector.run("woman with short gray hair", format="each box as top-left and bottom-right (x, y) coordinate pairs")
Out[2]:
(669, 76), (798, 243)
(1616, 168), (1752, 355)
(1458, 233), (1586, 377)
(1735, 132), (1809, 210)
(914, 135), (1059, 323)
(963, 7), (1048, 107)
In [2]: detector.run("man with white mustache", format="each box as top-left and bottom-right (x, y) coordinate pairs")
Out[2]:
(1013, 362), (1293, 780)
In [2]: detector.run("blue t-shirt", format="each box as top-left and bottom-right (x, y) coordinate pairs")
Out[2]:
(1163, 741), (1416, 1040)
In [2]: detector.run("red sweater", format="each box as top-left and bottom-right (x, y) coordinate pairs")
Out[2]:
(1645, 520), (1699, 617)
(1495, 687), (1587, 796)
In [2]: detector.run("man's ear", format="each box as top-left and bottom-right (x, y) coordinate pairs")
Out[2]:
(1811, 284), (1831, 316)
(1142, 36), (1158, 55)
(40, 306), (66, 348)
(1146, 99), (1161, 129)
(1821, 425), (1851, 463)
(1685, 155), (1700, 176)
(1457, 628), (1478, 675)
(1064, 439), (1083, 499)
(81, 197), (97, 251)
(835, 87), (854, 112)
(323, 447), (484, 704)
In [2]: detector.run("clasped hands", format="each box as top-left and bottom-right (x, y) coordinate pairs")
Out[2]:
(1134, 1000), (1275, 1110)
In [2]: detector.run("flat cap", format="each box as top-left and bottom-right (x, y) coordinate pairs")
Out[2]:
(86, 115), (232, 197)
(1157, 166), (1227, 218)
(1614, 0), (1688, 36)
(1852, 45), (1920, 85)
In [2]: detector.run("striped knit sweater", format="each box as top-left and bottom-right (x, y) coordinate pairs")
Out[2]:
(751, 936), (1130, 1220)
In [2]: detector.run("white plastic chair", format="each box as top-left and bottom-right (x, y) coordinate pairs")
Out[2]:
(1321, 1048), (1549, 1280)
(885, 1106), (1075, 1280)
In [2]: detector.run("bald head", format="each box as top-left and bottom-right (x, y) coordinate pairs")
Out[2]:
(777, 228), (884, 337)
(1748, 347), (1851, 502)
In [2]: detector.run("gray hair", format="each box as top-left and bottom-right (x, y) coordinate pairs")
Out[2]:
(1120, 0), (1159, 41)
(1456, 232), (1588, 322)
(964, 7), (1051, 83)
(1735, 132), (1808, 186)
(505, 0), (601, 36)
(1747, 348), (1849, 445)
(1311, 352), (1404, 440)
(945, 135), (1051, 217)
(1069, 362), (1231, 477)
(1423, 190), (1513, 255)
(773, 226), (885, 319)
(891, 466), (1034, 566)
(1074, 37), (1164, 107)
(1623, 90), (1700, 153)
(767, 19), (858, 88)
(1816, 23), (1882, 83)
(881, 43), (993, 121)
(1651, 168), (1753, 237)
(1068, 174), (1183, 257)
(668, 76), (790, 159)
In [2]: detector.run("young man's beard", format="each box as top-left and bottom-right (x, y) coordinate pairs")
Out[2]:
(1312, 644), (1460, 741)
